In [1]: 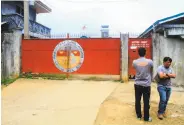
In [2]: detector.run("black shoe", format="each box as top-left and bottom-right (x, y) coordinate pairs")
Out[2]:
(144, 117), (152, 122)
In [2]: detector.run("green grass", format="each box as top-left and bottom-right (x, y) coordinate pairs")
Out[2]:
(38, 74), (67, 79)
(113, 80), (121, 82)
(1, 77), (18, 86)
(83, 76), (109, 81)
(20, 73), (68, 80)
(1, 73), (68, 88)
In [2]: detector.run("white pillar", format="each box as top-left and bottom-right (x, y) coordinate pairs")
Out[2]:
(120, 33), (129, 83)
(24, 1), (30, 39)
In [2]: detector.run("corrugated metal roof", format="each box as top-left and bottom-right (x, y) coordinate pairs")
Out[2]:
(138, 12), (184, 38)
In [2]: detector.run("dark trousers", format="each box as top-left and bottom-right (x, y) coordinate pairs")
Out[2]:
(134, 84), (151, 121)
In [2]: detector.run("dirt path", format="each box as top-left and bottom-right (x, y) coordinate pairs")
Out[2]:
(94, 82), (184, 125)
(2, 79), (118, 125)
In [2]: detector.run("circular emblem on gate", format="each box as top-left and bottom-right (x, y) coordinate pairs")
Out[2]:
(53, 40), (84, 72)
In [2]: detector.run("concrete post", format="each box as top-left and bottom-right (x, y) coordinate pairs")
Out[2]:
(120, 33), (129, 83)
(1, 30), (22, 79)
(24, 1), (30, 39)
(12, 29), (22, 77)
(67, 33), (70, 38)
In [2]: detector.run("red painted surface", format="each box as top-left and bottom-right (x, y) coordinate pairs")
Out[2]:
(128, 38), (152, 77)
(22, 38), (120, 75)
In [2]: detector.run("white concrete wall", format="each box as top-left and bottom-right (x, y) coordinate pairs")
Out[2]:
(1, 30), (22, 79)
(152, 33), (184, 87)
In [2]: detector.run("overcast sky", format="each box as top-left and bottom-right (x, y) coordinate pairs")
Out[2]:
(37, 0), (184, 35)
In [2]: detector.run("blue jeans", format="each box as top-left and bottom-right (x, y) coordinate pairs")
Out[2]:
(157, 86), (171, 114)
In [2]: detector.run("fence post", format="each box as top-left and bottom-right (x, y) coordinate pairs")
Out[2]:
(66, 46), (71, 79)
(24, 1), (30, 39)
(67, 33), (70, 38)
(120, 33), (129, 83)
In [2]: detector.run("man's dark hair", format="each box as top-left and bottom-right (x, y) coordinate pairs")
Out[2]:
(163, 57), (172, 63)
(138, 47), (146, 57)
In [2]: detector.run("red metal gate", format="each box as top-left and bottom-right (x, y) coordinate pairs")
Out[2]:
(128, 38), (152, 78)
(22, 38), (120, 75)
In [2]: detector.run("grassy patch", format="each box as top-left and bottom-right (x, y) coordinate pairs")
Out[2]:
(1, 77), (18, 86)
(20, 73), (68, 80)
(20, 72), (120, 82)
(83, 76), (109, 81)
(113, 80), (121, 82)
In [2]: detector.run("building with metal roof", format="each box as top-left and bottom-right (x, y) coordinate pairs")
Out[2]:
(138, 12), (184, 39)
(139, 12), (184, 87)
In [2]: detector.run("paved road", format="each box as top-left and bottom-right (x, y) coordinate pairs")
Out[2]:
(2, 79), (117, 125)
